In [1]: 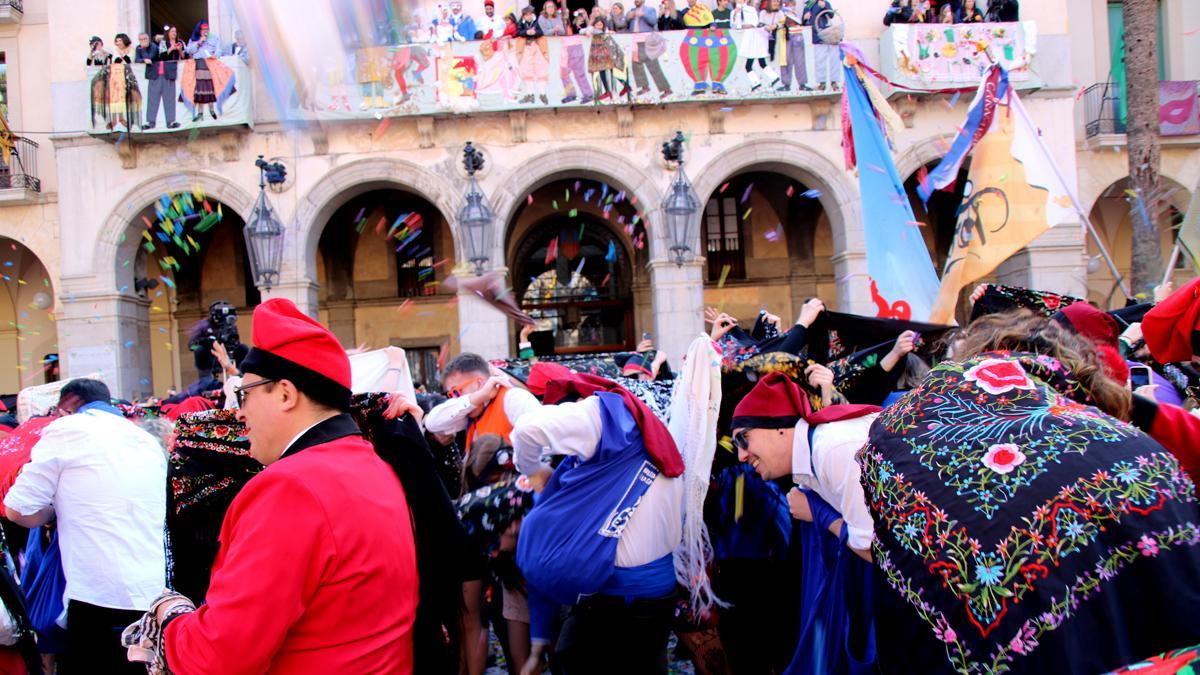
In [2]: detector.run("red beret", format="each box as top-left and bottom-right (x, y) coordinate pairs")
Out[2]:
(731, 372), (812, 429)
(1054, 302), (1119, 346)
(240, 299), (351, 408)
(161, 395), (217, 421)
(1143, 277), (1200, 363)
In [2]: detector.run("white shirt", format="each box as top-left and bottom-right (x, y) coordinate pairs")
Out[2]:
(424, 385), (542, 436)
(483, 14), (507, 38)
(791, 414), (878, 552)
(512, 397), (683, 567)
(5, 409), (167, 610)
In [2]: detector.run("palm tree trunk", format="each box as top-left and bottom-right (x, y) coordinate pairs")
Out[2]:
(1123, 0), (1163, 297)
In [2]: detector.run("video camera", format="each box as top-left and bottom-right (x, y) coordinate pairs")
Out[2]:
(190, 301), (242, 363)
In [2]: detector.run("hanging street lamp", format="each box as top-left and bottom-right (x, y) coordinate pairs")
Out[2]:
(244, 155), (287, 290)
(458, 142), (495, 276)
(661, 131), (701, 266)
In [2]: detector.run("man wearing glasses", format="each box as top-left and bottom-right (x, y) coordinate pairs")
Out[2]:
(425, 352), (541, 454)
(142, 298), (419, 673)
(5, 378), (165, 674)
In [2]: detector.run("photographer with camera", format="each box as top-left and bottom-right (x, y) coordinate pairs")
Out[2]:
(163, 301), (248, 405)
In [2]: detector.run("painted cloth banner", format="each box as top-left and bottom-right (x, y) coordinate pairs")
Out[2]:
(285, 29), (819, 118)
(928, 65), (1078, 324)
(918, 65), (1009, 201)
(887, 21), (1035, 86)
(843, 54), (940, 322)
(87, 57), (253, 135)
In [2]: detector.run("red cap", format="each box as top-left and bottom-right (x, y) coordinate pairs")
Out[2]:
(1054, 302), (1119, 346)
(161, 395), (217, 421)
(241, 299), (352, 409)
(1143, 277), (1200, 363)
(732, 371), (881, 430)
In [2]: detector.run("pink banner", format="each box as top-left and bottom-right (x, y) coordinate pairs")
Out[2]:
(1159, 80), (1200, 137)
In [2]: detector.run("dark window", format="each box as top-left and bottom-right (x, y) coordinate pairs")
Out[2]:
(399, 345), (442, 390)
(704, 195), (745, 282)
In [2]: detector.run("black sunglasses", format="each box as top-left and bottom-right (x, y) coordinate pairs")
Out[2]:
(732, 429), (750, 451)
(233, 378), (277, 406)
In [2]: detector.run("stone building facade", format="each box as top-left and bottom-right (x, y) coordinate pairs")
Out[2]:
(0, 0), (1195, 398)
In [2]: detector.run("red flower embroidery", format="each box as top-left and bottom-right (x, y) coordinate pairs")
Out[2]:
(963, 358), (1037, 395)
(982, 443), (1026, 475)
(1042, 294), (1062, 311)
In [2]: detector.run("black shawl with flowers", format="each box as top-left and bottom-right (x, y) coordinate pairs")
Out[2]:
(860, 351), (1200, 674)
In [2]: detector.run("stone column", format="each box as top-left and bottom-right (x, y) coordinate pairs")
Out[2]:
(997, 224), (1089, 299)
(648, 259), (705, 363)
(260, 280), (320, 317)
(831, 249), (874, 316)
(457, 281), (512, 360)
(57, 292), (152, 400)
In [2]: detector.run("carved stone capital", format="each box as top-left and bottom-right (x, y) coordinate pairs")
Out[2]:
(218, 132), (239, 162)
(810, 99), (833, 131)
(509, 111), (527, 143)
(417, 117), (435, 149)
(616, 107), (634, 138)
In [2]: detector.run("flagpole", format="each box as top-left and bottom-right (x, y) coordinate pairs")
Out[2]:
(1162, 242), (1181, 287)
(1009, 95), (1133, 301)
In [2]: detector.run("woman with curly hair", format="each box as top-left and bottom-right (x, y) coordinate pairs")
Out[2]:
(863, 310), (1200, 674)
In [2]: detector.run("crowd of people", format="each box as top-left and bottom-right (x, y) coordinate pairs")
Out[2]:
(86, 21), (247, 131)
(0, 274), (1196, 675)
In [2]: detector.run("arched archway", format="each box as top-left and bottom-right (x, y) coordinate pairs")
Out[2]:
(697, 170), (836, 323)
(506, 177), (646, 354)
(292, 158), (461, 288)
(315, 187), (456, 373)
(491, 146), (665, 261)
(1086, 176), (1193, 308)
(127, 194), (255, 396)
(0, 238), (55, 394)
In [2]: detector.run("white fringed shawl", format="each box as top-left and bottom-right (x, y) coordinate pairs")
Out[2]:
(668, 335), (726, 615)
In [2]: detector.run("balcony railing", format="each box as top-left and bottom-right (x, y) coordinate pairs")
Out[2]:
(284, 28), (840, 122)
(84, 56), (252, 136)
(0, 137), (40, 192)
(1083, 80), (1200, 139)
(878, 21), (1040, 92)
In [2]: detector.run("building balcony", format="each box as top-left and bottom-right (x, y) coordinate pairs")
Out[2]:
(0, 0), (23, 25)
(878, 21), (1044, 94)
(0, 136), (41, 204)
(1081, 80), (1200, 149)
(280, 29), (845, 123)
(77, 56), (253, 139)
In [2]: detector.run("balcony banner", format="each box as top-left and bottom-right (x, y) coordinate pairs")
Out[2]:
(86, 57), (253, 135)
(1160, 81), (1200, 137)
(887, 21), (1035, 86)
(281, 29), (823, 119)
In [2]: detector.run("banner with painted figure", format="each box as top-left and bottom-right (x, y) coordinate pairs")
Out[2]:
(883, 21), (1036, 87)
(86, 57), (253, 135)
(286, 28), (820, 118)
(926, 65), (1079, 324)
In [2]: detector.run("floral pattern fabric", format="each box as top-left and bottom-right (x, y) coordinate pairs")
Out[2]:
(860, 351), (1200, 674)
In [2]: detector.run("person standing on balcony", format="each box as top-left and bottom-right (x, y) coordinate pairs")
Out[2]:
(482, 0), (507, 39)
(626, 0), (658, 33)
(711, 0), (733, 28)
(90, 33), (143, 131)
(882, 0), (914, 25)
(961, 0), (984, 22)
(610, 3), (630, 31)
(802, 0), (841, 91)
(733, 0), (781, 92)
(144, 25), (181, 129)
(937, 3), (953, 22)
(450, 1), (478, 41)
(85, 36), (111, 66)
(183, 22), (235, 122)
(657, 0), (685, 30)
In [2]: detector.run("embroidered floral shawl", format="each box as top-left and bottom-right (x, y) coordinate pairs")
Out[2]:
(860, 351), (1200, 674)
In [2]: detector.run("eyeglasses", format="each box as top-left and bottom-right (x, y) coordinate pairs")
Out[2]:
(447, 385), (467, 399)
(732, 429), (750, 452)
(233, 378), (276, 406)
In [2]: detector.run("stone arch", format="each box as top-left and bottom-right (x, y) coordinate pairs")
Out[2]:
(894, 133), (958, 182)
(96, 171), (257, 295)
(490, 146), (666, 261)
(690, 138), (861, 262)
(292, 157), (460, 281)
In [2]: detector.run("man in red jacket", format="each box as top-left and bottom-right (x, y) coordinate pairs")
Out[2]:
(1132, 277), (1200, 491)
(144, 298), (418, 673)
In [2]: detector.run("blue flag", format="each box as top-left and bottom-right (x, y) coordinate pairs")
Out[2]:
(843, 59), (940, 322)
